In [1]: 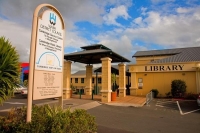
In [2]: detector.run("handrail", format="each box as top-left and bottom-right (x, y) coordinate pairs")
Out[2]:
(146, 91), (153, 105)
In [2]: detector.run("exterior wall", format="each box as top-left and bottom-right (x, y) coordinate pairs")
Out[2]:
(129, 62), (200, 97)
(135, 71), (196, 97)
(71, 76), (86, 88)
(70, 76), (129, 89)
(71, 76), (102, 94)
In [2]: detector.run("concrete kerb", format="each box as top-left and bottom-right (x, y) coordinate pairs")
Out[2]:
(105, 103), (144, 107)
(0, 98), (146, 113)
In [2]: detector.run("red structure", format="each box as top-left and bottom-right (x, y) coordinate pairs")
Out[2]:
(21, 62), (29, 74)
(20, 63), (29, 84)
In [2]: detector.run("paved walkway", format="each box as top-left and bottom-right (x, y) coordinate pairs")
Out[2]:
(71, 94), (146, 107)
(0, 95), (146, 116)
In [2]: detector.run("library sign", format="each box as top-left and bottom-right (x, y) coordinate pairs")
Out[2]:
(129, 63), (196, 73)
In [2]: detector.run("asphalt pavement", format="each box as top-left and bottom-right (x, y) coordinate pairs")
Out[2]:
(88, 101), (200, 133)
(0, 95), (200, 133)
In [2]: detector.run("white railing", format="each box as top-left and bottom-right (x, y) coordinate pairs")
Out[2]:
(146, 91), (153, 105)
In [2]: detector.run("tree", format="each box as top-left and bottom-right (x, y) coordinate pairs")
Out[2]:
(0, 37), (20, 104)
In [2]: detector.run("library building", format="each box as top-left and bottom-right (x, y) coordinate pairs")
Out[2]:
(129, 46), (200, 97)
(63, 44), (200, 102)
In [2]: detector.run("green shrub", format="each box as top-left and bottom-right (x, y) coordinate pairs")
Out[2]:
(0, 105), (97, 133)
(23, 80), (28, 87)
(171, 79), (187, 98)
(165, 92), (172, 98)
(183, 92), (198, 100)
(151, 89), (159, 98)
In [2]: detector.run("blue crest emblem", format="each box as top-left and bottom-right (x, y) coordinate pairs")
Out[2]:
(49, 13), (56, 25)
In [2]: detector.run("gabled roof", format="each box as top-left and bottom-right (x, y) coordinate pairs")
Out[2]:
(64, 44), (130, 64)
(133, 46), (200, 63)
(81, 44), (111, 50)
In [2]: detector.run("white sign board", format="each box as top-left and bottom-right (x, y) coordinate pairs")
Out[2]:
(33, 10), (64, 100)
(35, 10), (63, 72)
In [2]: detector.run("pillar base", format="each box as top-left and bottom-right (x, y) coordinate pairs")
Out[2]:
(118, 88), (126, 97)
(100, 90), (112, 103)
(63, 89), (71, 99)
(130, 87), (137, 96)
(85, 87), (92, 95)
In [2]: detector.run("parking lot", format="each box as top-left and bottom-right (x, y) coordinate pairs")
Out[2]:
(145, 98), (200, 115)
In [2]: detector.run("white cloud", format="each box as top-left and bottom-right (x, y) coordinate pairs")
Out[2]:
(133, 17), (145, 27)
(0, 0), (200, 73)
(151, 0), (175, 4)
(127, 6), (200, 48)
(176, 7), (194, 14)
(0, 0), (133, 72)
(103, 5), (130, 26)
(0, 19), (31, 62)
(94, 29), (134, 62)
(141, 7), (147, 16)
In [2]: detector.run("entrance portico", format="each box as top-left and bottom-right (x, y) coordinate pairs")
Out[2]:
(64, 44), (130, 103)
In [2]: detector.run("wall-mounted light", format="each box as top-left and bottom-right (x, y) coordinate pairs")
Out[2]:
(144, 74), (147, 76)
(182, 73), (185, 76)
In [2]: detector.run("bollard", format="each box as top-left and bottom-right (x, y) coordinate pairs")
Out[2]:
(79, 90), (81, 99)
(92, 90), (94, 100)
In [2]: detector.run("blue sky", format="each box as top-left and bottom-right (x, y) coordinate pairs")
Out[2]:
(0, 0), (200, 72)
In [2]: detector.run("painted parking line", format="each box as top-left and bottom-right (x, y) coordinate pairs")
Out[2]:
(176, 101), (200, 115)
(156, 100), (178, 110)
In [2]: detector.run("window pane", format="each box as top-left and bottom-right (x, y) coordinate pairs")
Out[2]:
(81, 78), (84, 83)
(75, 78), (78, 83)
(98, 78), (101, 83)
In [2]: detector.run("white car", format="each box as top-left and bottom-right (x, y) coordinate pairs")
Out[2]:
(197, 94), (200, 106)
(21, 89), (28, 97)
(14, 84), (26, 94)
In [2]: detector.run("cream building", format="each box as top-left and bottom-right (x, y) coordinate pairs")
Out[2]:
(70, 65), (131, 95)
(129, 46), (200, 97)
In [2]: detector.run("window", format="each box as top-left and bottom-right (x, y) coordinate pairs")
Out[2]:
(81, 78), (84, 83)
(138, 78), (143, 89)
(98, 78), (101, 83)
(71, 78), (72, 83)
(92, 78), (94, 83)
(75, 78), (78, 83)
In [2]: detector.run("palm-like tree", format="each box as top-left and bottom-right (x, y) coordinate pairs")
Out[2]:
(0, 37), (20, 104)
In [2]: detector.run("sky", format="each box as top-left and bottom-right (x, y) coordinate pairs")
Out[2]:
(0, 0), (200, 73)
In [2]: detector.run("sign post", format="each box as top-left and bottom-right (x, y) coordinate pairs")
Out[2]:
(27, 4), (65, 122)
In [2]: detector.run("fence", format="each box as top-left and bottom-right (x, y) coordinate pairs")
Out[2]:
(70, 85), (102, 95)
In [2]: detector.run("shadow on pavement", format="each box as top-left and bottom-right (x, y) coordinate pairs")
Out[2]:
(179, 101), (200, 114)
(98, 125), (134, 133)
